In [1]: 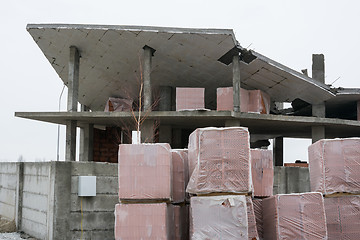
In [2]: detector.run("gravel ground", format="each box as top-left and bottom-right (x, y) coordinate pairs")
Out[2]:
(0, 233), (25, 240)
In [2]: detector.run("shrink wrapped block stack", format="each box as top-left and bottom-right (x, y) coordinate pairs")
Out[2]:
(104, 97), (133, 112)
(246, 196), (259, 240)
(176, 87), (205, 111)
(217, 87), (270, 114)
(190, 195), (249, 239)
(252, 199), (263, 239)
(186, 127), (252, 195)
(308, 138), (360, 195)
(324, 196), (360, 240)
(171, 149), (189, 203)
(263, 192), (328, 240)
(114, 203), (174, 239)
(174, 205), (189, 240)
(251, 149), (274, 197)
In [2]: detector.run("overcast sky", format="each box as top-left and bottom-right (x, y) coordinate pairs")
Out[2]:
(0, 1), (359, 162)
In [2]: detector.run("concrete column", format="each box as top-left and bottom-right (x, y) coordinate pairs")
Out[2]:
(159, 125), (172, 144)
(312, 54), (325, 84)
(159, 86), (172, 111)
(273, 137), (284, 166)
(79, 105), (93, 162)
(232, 55), (241, 112)
(225, 119), (241, 127)
(172, 128), (182, 149)
(65, 120), (77, 161)
(312, 126), (325, 143)
(15, 162), (24, 230)
(141, 120), (154, 143)
(357, 101), (360, 121)
(143, 46), (155, 112)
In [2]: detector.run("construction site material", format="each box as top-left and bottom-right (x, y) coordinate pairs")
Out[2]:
(174, 205), (189, 240)
(324, 195), (360, 240)
(308, 138), (360, 194)
(284, 162), (309, 167)
(246, 196), (259, 240)
(114, 203), (174, 240)
(176, 88), (205, 111)
(251, 149), (273, 197)
(118, 143), (172, 200)
(186, 127), (252, 195)
(252, 199), (263, 240)
(104, 97), (133, 112)
(171, 149), (189, 203)
(190, 195), (248, 239)
(263, 192), (328, 240)
(217, 87), (270, 114)
(273, 166), (311, 195)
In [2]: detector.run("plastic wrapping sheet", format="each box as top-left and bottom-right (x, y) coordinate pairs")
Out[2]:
(246, 196), (259, 240)
(176, 87), (205, 111)
(186, 127), (252, 194)
(308, 138), (360, 194)
(114, 203), (174, 240)
(174, 205), (190, 240)
(172, 149), (189, 203)
(251, 149), (274, 197)
(216, 87), (270, 114)
(263, 192), (328, 240)
(252, 199), (263, 240)
(104, 97), (133, 112)
(118, 143), (172, 200)
(324, 195), (360, 240)
(190, 195), (248, 239)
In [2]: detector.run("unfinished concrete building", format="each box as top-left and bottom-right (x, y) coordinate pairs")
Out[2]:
(1, 24), (360, 239)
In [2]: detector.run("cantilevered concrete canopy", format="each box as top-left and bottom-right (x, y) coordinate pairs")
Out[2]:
(27, 24), (335, 110)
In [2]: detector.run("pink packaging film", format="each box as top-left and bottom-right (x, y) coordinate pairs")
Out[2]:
(114, 203), (174, 240)
(174, 205), (190, 240)
(104, 97), (133, 112)
(216, 87), (270, 114)
(190, 195), (248, 239)
(246, 196), (259, 240)
(263, 192), (328, 240)
(118, 143), (172, 200)
(186, 127), (252, 195)
(308, 138), (360, 195)
(172, 149), (189, 203)
(251, 149), (274, 197)
(176, 87), (205, 111)
(252, 199), (263, 239)
(324, 195), (360, 240)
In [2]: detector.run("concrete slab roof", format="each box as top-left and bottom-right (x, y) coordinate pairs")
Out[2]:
(27, 24), (336, 110)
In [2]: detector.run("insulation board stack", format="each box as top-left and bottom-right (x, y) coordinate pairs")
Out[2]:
(116, 143), (189, 239)
(217, 87), (270, 114)
(251, 149), (273, 198)
(104, 97), (133, 112)
(263, 192), (328, 239)
(309, 138), (360, 240)
(176, 87), (205, 111)
(187, 127), (258, 239)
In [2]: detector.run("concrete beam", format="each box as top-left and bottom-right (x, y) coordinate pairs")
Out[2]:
(67, 46), (80, 112)
(143, 45), (155, 112)
(159, 86), (172, 111)
(232, 55), (241, 112)
(273, 137), (284, 166)
(65, 120), (77, 161)
(312, 54), (325, 84)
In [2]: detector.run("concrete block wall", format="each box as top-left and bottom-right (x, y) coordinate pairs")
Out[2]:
(273, 166), (310, 195)
(0, 163), (18, 221)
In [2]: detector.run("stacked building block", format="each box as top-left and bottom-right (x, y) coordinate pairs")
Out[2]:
(171, 149), (189, 203)
(246, 196), (260, 240)
(251, 149), (273, 197)
(263, 192), (328, 239)
(252, 199), (263, 239)
(309, 138), (360, 240)
(217, 87), (270, 114)
(104, 97), (133, 112)
(186, 127), (252, 195)
(174, 205), (189, 240)
(176, 87), (205, 111)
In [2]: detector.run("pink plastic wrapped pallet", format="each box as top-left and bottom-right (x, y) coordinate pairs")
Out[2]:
(246, 196), (259, 240)
(216, 87), (270, 114)
(104, 97), (133, 112)
(186, 127), (252, 194)
(308, 138), (360, 194)
(176, 87), (205, 111)
(114, 203), (174, 240)
(252, 199), (263, 240)
(324, 196), (360, 240)
(251, 149), (274, 197)
(118, 143), (172, 200)
(263, 192), (328, 240)
(174, 205), (189, 240)
(190, 195), (248, 239)
(171, 149), (189, 203)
